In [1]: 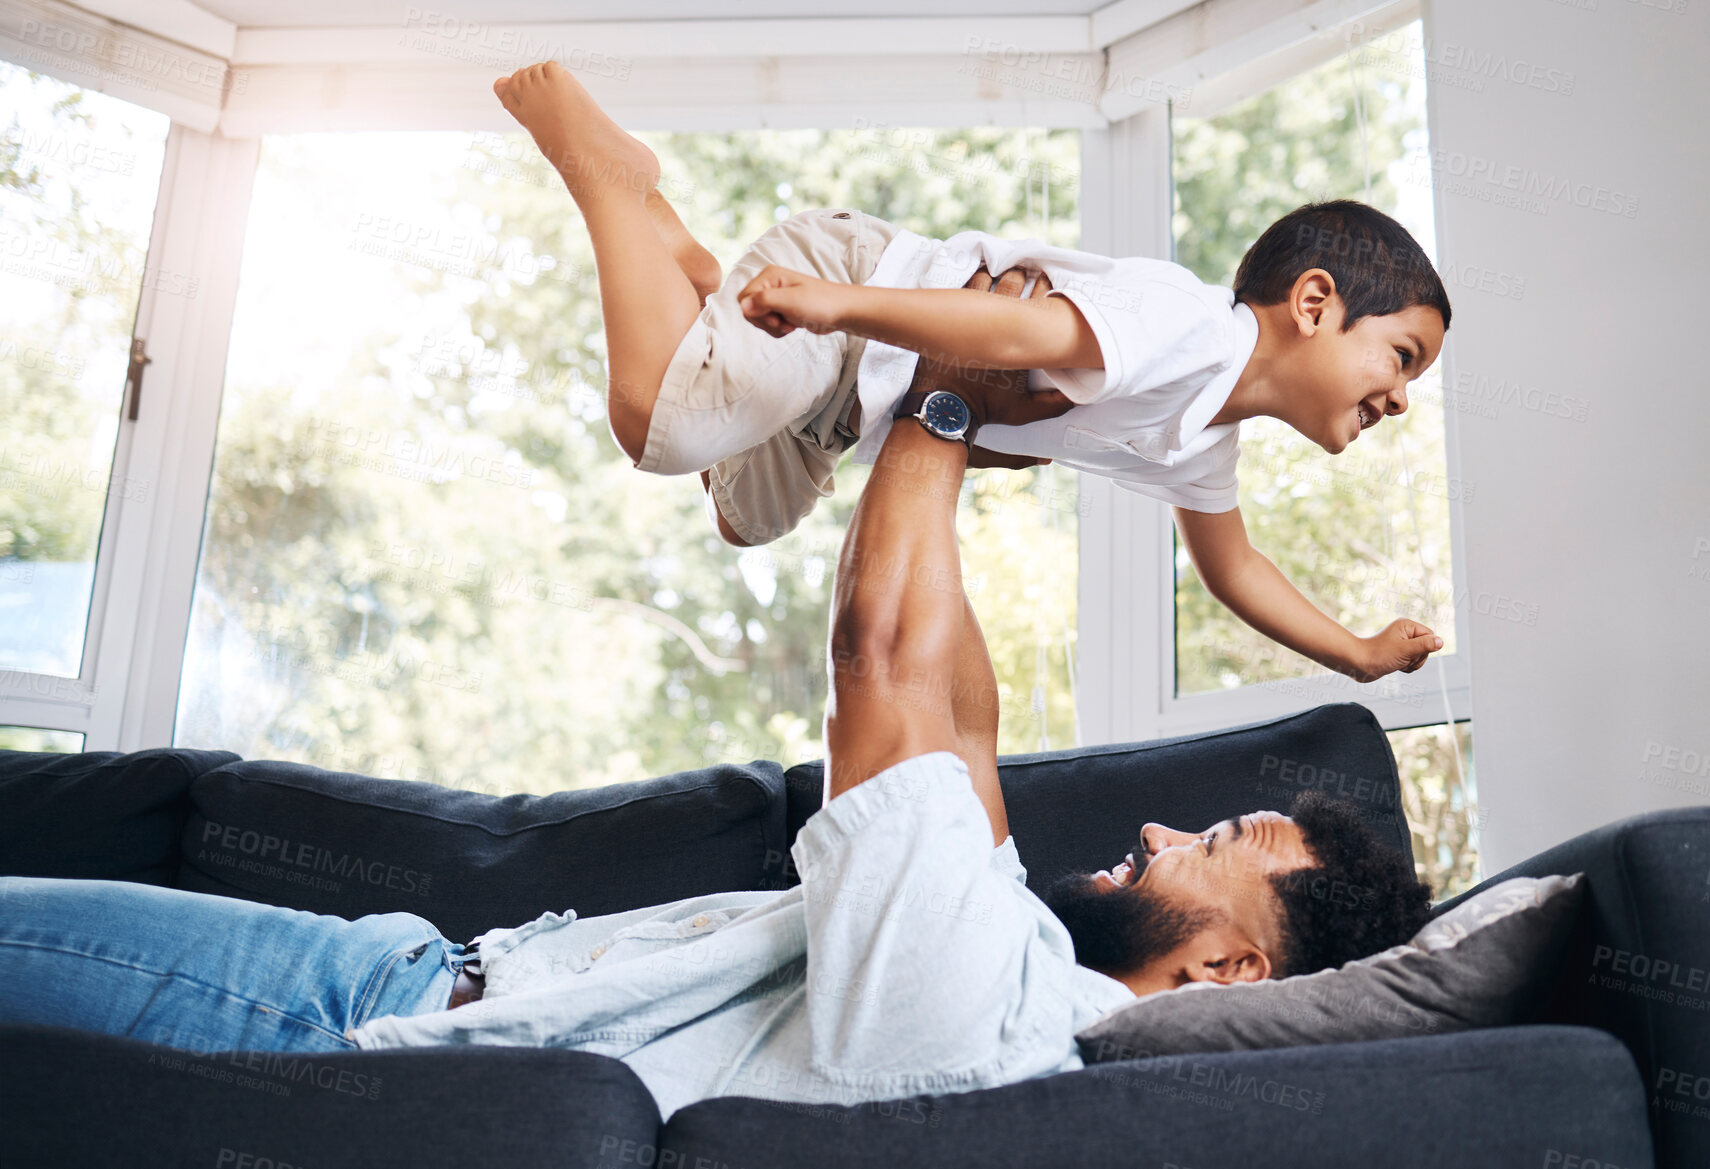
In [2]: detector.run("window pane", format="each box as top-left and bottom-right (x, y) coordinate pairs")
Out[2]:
(1171, 21), (1456, 695)
(1386, 720), (1478, 899)
(961, 459), (1081, 753)
(0, 63), (170, 677)
(0, 724), (84, 752)
(175, 128), (1079, 793)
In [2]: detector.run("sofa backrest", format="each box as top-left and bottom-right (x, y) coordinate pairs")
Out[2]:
(0, 702), (1412, 935)
(782, 702), (1414, 899)
(174, 756), (792, 942)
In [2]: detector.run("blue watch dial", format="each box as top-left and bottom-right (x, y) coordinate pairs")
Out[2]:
(921, 391), (970, 438)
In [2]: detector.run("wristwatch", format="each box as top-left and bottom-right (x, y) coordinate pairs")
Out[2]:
(893, 389), (981, 448)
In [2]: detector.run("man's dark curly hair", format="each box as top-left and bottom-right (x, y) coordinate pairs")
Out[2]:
(1266, 789), (1434, 978)
(1232, 198), (1452, 334)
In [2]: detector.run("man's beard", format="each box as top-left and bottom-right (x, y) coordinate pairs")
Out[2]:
(1041, 871), (1224, 977)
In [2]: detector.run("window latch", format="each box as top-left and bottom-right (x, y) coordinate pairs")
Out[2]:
(126, 337), (152, 421)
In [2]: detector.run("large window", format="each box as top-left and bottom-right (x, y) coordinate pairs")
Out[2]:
(0, 725), (84, 752)
(0, 63), (168, 680)
(174, 126), (1081, 794)
(1171, 22), (1455, 695)
(1387, 721), (1477, 899)
(0, 18), (1476, 895)
(1170, 21), (1478, 897)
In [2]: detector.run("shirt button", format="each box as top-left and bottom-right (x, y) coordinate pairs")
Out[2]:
(691, 914), (711, 927)
(590, 944), (607, 960)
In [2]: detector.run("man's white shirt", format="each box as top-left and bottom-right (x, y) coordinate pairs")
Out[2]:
(349, 752), (1135, 1120)
(850, 229), (1261, 514)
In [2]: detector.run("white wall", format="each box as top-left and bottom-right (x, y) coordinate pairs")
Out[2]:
(1423, 0), (1710, 870)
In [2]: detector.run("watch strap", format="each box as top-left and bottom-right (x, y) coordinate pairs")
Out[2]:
(893, 389), (932, 421)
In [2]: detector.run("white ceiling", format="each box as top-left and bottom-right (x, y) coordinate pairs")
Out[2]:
(72, 0), (1205, 62)
(31, 0), (1416, 135)
(194, 0), (1112, 28)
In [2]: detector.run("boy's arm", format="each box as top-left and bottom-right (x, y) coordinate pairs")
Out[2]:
(1173, 504), (1445, 684)
(738, 265), (1104, 373)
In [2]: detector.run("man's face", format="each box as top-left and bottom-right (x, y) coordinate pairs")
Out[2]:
(1041, 810), (1316, 992)
(1295, 292), (1445, 456)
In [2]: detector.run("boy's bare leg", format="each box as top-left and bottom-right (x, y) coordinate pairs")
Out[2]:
(646, 189), (722, 306)
(494, 61), (701, 465)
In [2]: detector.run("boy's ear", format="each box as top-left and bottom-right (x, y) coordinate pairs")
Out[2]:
(1290, 269), (1339, 333)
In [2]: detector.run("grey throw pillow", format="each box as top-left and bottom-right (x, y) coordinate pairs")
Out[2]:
(1076, 872), (1586, 1063)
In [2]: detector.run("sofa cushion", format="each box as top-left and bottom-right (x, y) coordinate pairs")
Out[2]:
(660, 1026), (1651, 1169)
(783, 702), (1412, 897)
(1, 1022), (661, 1169)
(1075, 873), (1586, 1063)
(176, 759), (789, 942)
(0, 747), (240, 885)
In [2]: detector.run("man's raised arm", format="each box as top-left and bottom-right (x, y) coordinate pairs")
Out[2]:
(822, 414), (969, 799)
(823, 270), (1072, 844)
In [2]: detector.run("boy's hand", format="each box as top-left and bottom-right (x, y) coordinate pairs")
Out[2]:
(1348, 619), (1445, 682)
(738, 265), (849, 338)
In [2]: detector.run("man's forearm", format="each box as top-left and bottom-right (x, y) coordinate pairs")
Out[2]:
(949, 593), (1009, 845)
(836, 284), (1095, 372)
(832, 420), (968, 661)
(1211, 552), (1368, 677)
(825, 421), (969, 798)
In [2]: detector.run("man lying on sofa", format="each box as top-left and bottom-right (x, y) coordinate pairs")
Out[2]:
(0, 268), (1432, 1123)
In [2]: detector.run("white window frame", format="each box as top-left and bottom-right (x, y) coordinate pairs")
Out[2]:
(0, 119), (259, 749)
(0, 0), (1464, 754)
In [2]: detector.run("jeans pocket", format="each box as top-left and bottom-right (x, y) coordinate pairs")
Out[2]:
(362, 937), (458, 1026)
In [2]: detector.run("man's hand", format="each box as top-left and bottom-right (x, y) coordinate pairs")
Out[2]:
(967, 446), (1053, 470)
(738, 265), (849, 338)
(1348, 618), (1445, 682)
(915, 266), (1075, 463)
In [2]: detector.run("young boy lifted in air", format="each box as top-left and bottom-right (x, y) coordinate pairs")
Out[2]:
(492, 60), (1452, 685)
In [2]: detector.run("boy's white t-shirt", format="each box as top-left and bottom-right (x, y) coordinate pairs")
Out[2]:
(850, 228), (1260, 514)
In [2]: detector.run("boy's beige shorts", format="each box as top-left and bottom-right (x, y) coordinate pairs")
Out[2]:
(636, 208), (902, 546)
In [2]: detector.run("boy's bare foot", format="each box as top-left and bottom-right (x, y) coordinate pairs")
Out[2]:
(645, 190), (723, 305)
(493, 61), (659, 202)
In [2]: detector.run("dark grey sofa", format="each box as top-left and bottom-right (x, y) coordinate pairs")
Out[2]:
(1, 701), (1700, 1169)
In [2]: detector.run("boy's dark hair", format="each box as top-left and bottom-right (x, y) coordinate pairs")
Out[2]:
(1232, 199), (1452, 333)
(1266, 789), (1435, 978)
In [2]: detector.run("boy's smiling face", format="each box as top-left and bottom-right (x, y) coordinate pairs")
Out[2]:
(1261, 268), (1447, 455)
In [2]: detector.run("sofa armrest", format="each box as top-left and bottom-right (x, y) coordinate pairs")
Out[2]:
(0, 747), (241, 885)
(1435, 805), (1710, 1169)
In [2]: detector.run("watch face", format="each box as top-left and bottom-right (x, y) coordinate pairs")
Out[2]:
(922, 391), (970, 438)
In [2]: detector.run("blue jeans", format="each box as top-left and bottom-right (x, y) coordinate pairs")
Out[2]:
(0, 876), (468, 1052)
